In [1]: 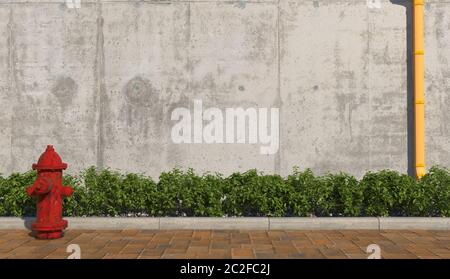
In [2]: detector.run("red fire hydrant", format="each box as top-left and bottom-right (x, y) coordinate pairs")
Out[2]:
(27, 145), (73, 239)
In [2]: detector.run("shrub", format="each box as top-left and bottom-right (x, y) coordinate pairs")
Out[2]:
(0, 166), (449, 217)
(0, 171), (37, 216)
(360, 170), (416, 216)
(286, 169), (321, 216)
(326, 173), (363, 216)
(420, 166), (450, 216)
(157, 169), (224, 217)
(64, 167), (157, 217)
(223, 170), (289, 217)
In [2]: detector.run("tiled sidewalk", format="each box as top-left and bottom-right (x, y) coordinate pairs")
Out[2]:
(1, 230), (450, 259)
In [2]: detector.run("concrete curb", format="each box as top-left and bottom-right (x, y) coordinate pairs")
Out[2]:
(159, 217), (269, 230)
(378, 217), (450, 230)
(1, 217), (450, 230)
(269, 217), (380, 230)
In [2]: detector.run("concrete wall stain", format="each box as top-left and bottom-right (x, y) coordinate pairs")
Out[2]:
(51, 76), (77, 109)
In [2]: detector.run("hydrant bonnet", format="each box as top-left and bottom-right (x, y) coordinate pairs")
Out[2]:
(32, 145), (67, 170)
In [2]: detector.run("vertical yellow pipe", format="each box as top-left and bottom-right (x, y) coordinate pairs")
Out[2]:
(413, 0), (426, 178)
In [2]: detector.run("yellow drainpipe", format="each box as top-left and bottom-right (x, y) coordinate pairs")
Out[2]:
(413, 0), (426, 178)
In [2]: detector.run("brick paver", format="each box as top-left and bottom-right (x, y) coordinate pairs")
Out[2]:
(1, 230), (450, 259)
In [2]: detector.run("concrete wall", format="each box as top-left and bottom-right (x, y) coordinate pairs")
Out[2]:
(0, 0), (449, 178)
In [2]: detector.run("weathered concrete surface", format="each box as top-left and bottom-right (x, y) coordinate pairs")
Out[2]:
(0, 2), (99, 175)
(425, 1), (450, 173)
(0, 0), (448, 178)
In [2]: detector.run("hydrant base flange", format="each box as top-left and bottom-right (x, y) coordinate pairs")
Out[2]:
(32, 219), (68, 230)
(35, 231), (64, 240)
(32, 219), (68, 240)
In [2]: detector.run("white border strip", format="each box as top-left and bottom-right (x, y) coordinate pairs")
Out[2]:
(1, 217), (450, 230)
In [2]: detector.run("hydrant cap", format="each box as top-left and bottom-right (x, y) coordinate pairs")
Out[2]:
(32, 145), (68, 170)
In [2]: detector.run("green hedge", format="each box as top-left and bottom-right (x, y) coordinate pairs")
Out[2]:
(0, 166), (449, 217)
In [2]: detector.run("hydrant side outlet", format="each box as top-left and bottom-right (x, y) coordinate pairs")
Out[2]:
(27, 145), (73, 240)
